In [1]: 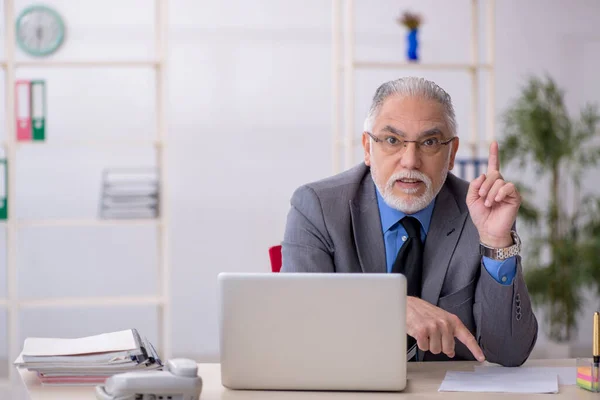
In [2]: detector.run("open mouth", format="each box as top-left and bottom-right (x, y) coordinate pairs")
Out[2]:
(395, 178), (423, 189)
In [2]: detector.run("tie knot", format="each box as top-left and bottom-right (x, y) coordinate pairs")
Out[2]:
(401, 216), (421, 238)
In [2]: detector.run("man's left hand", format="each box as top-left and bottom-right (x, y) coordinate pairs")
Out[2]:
(466, 141), (521, 248)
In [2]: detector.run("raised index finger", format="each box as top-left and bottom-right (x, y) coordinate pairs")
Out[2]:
(454, 323), (485, 362)
(487, 141), (500, 173)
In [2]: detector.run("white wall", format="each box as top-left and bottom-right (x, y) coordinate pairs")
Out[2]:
(0, 0), (599, 365)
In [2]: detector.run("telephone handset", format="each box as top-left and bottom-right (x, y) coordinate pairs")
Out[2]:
(95, 358), (202, 400)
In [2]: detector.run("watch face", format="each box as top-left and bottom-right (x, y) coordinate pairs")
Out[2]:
(16, 5), (65, 57)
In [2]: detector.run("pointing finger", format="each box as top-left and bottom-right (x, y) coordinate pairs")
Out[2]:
(487, 141), (500, 174)
(454, 322), (485, 362)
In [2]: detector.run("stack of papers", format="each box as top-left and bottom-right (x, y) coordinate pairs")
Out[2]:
(99, 168), (160, 219)
(439, 365), (576, 394)
(439, 370), (559, 394)
(14, 329), (162, 386)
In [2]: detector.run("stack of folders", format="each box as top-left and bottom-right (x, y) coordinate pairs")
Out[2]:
(14, 329), (162, 386)
(99, 168), (160, 219)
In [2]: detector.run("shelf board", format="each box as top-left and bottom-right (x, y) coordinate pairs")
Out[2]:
(16, 218), (161, 228)
(16, 295), (165, 309)
(0, 139), (164, 149)
(1, 139), (162, 149)
(15, 60), (161, 68)
(352, 61), (493, 71)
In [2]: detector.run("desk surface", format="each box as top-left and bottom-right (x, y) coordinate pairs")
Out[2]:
(17, 359), (597, 400)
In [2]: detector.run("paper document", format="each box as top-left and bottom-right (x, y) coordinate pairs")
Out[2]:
(22, 329), (137, 356)
(439, 371), (559, 394)
(474, 365), (575, 385)
(15, 329), (162, 386)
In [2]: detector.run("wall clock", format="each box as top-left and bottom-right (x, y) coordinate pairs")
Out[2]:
(16, 5), (66, 57)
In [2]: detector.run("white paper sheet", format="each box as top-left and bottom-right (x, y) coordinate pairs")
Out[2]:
(22, 329), (137, 356)
(439, 370), (559, 394)
(474, 365), (576, 385)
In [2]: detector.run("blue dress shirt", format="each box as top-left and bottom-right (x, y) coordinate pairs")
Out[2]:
(375, 189), (516, 285)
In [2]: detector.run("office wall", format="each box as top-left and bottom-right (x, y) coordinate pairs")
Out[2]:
(0, 0), (598, 363)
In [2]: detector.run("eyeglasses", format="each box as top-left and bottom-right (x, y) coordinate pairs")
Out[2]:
(365, 132), (456, 156)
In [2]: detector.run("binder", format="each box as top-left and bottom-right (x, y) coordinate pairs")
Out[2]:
(0, 159), (6, 220)
(31, 80), (46, 141)
(15, 80), (32, 141)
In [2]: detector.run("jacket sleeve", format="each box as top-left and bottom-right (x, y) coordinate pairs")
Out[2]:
(473, 255), (538, 366)
(281, 185), (335, 273)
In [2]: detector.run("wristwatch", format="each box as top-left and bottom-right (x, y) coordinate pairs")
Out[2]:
(479, 230), (521, 260)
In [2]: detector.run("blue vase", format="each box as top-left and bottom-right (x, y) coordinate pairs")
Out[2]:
(407, 28), (419, 62)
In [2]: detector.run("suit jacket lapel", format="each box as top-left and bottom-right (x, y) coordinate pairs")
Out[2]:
(421, 182), (467, 306)
(350, 173), (386, 273)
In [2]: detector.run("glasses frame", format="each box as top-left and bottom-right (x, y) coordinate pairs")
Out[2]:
(365, 132), (457, 155)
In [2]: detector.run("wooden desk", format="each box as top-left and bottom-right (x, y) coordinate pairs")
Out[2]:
(17, 359), (597, 399)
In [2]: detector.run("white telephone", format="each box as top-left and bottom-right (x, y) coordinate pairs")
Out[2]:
(95, 358), (202, 400)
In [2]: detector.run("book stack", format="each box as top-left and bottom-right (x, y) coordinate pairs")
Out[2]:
(99, 168), (160, 219)
(14, 329), (162, 386)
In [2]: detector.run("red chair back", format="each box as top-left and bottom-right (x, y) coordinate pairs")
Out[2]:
(269, 245), (282, 272)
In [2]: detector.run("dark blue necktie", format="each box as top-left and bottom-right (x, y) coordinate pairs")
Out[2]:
(391, 216), (424, 359)
(392, 216), (423, 296)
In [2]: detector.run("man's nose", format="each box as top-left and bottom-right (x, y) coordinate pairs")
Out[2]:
(399, 142), (421, 169)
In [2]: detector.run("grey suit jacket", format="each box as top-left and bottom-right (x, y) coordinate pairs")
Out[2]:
(281, 163), (538, 367)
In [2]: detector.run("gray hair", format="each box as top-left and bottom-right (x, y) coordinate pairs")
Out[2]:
(363, 77), (457, 137)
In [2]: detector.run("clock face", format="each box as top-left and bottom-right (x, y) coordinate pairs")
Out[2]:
(16, 5), (65, 57)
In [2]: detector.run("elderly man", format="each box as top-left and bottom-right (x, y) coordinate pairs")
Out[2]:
(281, 77), (538, 367)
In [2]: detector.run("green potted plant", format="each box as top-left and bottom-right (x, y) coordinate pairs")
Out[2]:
(499, 75), (600, 352)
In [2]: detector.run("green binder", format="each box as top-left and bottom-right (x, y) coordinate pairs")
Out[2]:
(0, 159), (7, 220)
(31, 80), (46, 141)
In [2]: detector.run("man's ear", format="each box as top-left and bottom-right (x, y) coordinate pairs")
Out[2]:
(448, 136), (460, 170)
(362, 132), (372, 166)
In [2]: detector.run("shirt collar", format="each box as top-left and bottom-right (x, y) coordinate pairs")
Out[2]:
(375, 187), (436, 234)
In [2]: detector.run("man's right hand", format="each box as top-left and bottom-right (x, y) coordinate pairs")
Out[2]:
(407, 296), (485, 362)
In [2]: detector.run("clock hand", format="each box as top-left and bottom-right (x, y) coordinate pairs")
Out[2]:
(36, 11), (45, 50)
(36, 26), (43, 49)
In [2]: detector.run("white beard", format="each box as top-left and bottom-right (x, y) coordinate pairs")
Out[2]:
(371, 156), (450, 214)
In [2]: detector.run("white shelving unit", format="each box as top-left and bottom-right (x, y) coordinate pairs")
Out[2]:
(0, 0), (171, 385)
(331, 0), (496, 175)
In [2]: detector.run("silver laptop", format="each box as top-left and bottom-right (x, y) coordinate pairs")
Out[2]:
(218, 272), (407, 391)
